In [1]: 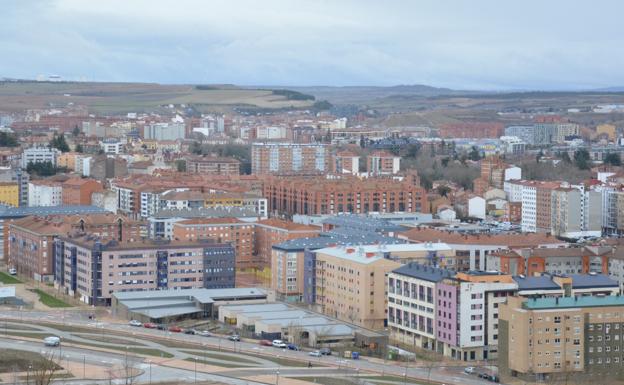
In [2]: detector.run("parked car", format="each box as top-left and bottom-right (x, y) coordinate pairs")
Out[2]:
(287, 343), (300, 351)
(157, 324), (167, 331)
(464, 367), (476, 374)
(319, 348), (332, 356)
(8, 268), (17, 275)
(143, 323), (157, 329)
(308, 350), (322, 357)
(184, 329), (196, 335)
(228, 334), (240, 341)
(488, 375), (499, 383)
(197, 330), (212, 337)
(43, 336), (60, 347)
(168, 326), (183, 333)
(128, 320), (142, 327)
(260, 339), (273, 346)
(478, 373), (489, 379)
(272, 339), (287, 348)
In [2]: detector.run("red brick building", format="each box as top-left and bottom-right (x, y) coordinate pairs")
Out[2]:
(254, 218), (321, 268)
(263, 176), (428, 216)
(62, 177), (103, 205)
(186, 155), (241, 176)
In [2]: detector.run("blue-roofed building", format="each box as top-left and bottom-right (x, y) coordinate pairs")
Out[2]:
(513, 273), (618, 297)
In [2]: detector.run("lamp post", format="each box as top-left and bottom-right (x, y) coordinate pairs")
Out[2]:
(194, 357), (197, 383)
(276, 369), (280, 385)
(83, 355), (86, 379)
(27, 364), (32, 385)
(148, 360), (152, 385)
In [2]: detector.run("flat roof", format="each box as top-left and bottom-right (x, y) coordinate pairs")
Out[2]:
(136, 305), (201, 319)
(315, 243), (452, 264)
(239, 310), (308, 320)
(0, 205), (110, 218)
(570, 274), (618, 289)
(220, 303), (289, 313)
(255, 317), (334, 327)
(114, 287), (266, 305)
(523, 295), (624, 310)
(392, 263), (454, 282)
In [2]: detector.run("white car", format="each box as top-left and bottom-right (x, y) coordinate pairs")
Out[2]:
(197, 330), (212, 337)
(43, 336), (61, 347)
(8, 268), (16, 275)
(128, 320), (143, 327)
(272, 339), (287, 348)
(309, 350), (322, 357)
(464, 366), (476, 374)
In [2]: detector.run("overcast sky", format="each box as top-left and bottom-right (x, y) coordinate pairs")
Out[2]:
(2, 0), (623, 90)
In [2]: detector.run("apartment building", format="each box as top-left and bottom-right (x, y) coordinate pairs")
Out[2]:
(144, 122), (185, 141)
(186, 155), (240, 176)
(8, 214), (143, 282)
(100, 138), (124, 154)
(0, 167), (29, 206)
(489, 246), (612, 276)
(255, 218), (321, 269)
(0, 182), (19, 207)
(499, 295), (624, 382)
(172, 218), (255, 269)
(28, 180), (62, 207)
(264, 176), (427, 216)
(251, 142), (329, 175)
(61, 177), (103, 206)
(55, 236), (235, 305)
(366, 151), (400, 175)
(333, 151), (360, 175)
(551, 187), (602, 238)
(306, 245), (401, 329)
(161, 190), (267, 219)
(21, 147), (60, 168)
(398, 227), (565, 271)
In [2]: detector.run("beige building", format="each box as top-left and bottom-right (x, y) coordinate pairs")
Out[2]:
(312, 245), (402, 329)
(499, 295), (624, 382)
(251, 142), (329, 175)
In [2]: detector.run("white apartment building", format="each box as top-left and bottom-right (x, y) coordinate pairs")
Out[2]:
(100, 139), (123, 154)
(521, 183), (537, 232)
(27, 181), (62, 206)
(504, 180), (524, 202)
(144, 123), (185, 141)
(21, 147), (60, 168)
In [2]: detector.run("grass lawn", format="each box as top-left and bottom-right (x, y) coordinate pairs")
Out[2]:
(62, 339), (174, 358)
(71, 333), (146, 346)
(182, 357), (241, 369)
(1, 323), (41, 331)
(0, 272), (21, 284)
(180, 350), (258, 365)
(31, 289), (72, 308)
(4, 331), (53, 339)
(296, 377), (359, 385)
(0, 349), (63, 373)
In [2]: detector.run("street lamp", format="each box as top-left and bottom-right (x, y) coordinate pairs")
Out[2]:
(148, 360), (152, 385)
(276, 369), (280, 385)
(194, 357), (198, 383)
(27, 364), (32, 385)
(83, 355), (86, 379)
(403, 370), (407, 385)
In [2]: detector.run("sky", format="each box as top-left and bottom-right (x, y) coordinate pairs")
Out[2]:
(1, 0), (623, 90)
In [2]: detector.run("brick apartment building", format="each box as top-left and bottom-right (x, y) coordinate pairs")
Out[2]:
(366, 151), (400, 175)
(7, 214), (143, 281)
(172, 218), (255, 269)
(254, 218), (321, 268)
(264, 176), (428, 216)
(251, 142), (329, 175)
(55, 236), (235, 305)
(185, 155), (241, 176)
(61, 177), (103, 205)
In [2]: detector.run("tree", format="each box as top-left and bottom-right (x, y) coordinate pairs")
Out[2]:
(574, 148), (591, 170)
(469, 146), (481, 161)
(536, 150), (544, 163)
(0, 132), (18, 147)
(176, 159), (187, 172)
(441, 157), (450, 167)
(604, 152), (621, 166)
(49, 134), (70, 153)
(560, 151), (571, 163)
(436, 185), (451, 197)
(30, 350), (61, 385)
(75, 144), (84, 153)
(72, 125), (81, 137)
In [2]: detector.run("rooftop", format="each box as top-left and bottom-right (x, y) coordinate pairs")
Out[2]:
(315, 242), (451, 264)
(392, 263), (455, 282)
(400, 227), (566, 247)
(523, 295), (624, 310)
(257, 218), (320, 232)
(0, 205), (110, 219)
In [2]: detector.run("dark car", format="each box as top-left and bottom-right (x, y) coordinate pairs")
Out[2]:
(320, 348), (331, 355)
(488, 375), (499, 383)
(287, 343), (300, 351)
(157, 324), (167, 330)
(184, 329), (196, 335)
(478, 373), (488, 379)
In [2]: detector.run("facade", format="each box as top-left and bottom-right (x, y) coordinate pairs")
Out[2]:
(255, 218), (321, 269)
(551, 187), (602, 238)
(366, 151), (400, 175)
(56, 236), (236, 305)
(333, 151), (360, 175)
(186, 156), (240, 176)
(100, 139), (123, 154)
(144, 123), (185, 141)
(28, 180), (62, 207)
(0, 182), (19, 207)
(21, 147), (60, 168)
(0, 167), (29, 206)
(309, 245), (401, 329)
(264, 176), (427, 216)
(499, 295), (624, 382)
(251, 142), (329, 175)
(61, 177), (103, 205)
(171, 218), (255, 269)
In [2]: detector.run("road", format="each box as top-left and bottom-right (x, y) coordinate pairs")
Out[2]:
(0, 309), (493, 385)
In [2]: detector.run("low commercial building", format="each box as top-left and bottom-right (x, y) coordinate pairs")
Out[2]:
(112, 287), (269, 324)
(55, 236), (236, 305)
(499, 295), (624, 382)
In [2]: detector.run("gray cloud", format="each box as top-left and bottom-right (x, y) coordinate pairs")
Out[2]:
(0, 0), (623, 89)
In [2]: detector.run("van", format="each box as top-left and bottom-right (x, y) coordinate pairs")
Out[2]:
(8, 268), (16, 276)
(43, 336), (61, 347)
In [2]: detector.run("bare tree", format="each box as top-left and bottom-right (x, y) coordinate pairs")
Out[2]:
(30, 350), (60, 385)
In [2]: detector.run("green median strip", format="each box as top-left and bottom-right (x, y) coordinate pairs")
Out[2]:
(183, 357), (242, 368)
(0, 272), (21, 284)
(31, 289), (72, 308)
(180, 350), (258, 365)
